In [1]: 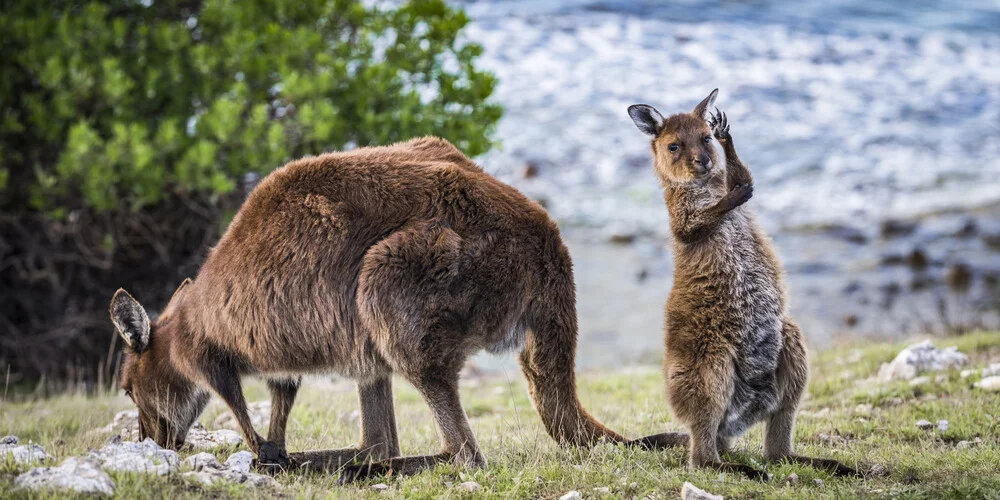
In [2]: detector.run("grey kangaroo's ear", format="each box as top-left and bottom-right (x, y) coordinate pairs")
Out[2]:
(110, 289), (150, 353)
(692, 88), (719, 120)
(628, 104), (665, 137)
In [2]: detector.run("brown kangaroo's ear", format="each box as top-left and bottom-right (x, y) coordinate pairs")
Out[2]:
(110, 289), (150, 353)
(167, 278), (192, 305)
(692, 88), (719, 120)
(628, 104), (665, 137)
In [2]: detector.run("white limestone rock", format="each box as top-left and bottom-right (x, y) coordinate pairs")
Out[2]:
(878, 340), (968, 382)
(682, 482), (724, 500)
(91, 436), (179, 476)
(15, 457), (115, 496)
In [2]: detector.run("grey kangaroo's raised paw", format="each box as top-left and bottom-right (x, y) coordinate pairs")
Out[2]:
(709, 107), (730, 141)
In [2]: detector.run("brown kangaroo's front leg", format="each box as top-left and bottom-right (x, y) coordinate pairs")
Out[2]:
(338, 371), (483, 484)
(291, 376), (401, 473)
(202, 361), (281, 467)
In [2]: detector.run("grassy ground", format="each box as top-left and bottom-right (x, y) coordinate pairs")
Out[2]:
(3, 331), (1000, 499)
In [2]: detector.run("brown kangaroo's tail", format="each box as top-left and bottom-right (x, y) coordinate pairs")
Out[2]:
(519, 241), (625, 446)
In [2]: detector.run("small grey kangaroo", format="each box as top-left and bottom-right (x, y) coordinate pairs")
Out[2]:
(625, 89), (858, 479)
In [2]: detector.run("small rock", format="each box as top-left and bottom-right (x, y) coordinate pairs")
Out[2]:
(878, 340), (968, 382)
(92, 437), (180, 475)
(961, 369), (975, 378)
(945, 263), (973, 293)
(185, 452), (222, 471)
(371, 483), (390, 491)
(854, 404), (874, 415)
(0, 440), (50, 465)
(818, 433), (847, 445)
(880, 219), (917, 239)
(185, 423), (243, 450)
(681, 481), (724, 500)
(225, 451), (255, 473)
(785, 473), (799, 485)
(870, 463), (888, 476)
(975, 376), (1000, 391)
(813, 478), (825, 487)
(915, 419), (934, 430)
(559, 491), (582, 500)
(909, 376), (931, 386)
(183, 467), (279, 489)
(593, 486), (611, 493)
(96, 410), (140, 441)
(905, 248), (929, 270)
(15, 457), (115, 496)
(606, 229), (637, 245)
(459, 481), (481, 492)
(521, 162), (540, 179)
(956, 440), (970, 449)
(937, 420), (949, 432)
(214, 401), (270, 431)
(934, 374), (949, 383)
(982, 364), (1000, 378)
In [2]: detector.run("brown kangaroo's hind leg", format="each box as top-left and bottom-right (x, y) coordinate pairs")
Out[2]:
(764, 319), (858, 477)
(291, 376), (401, 473)
(338, 369), (482, 484)
(255, 377), (300, 473)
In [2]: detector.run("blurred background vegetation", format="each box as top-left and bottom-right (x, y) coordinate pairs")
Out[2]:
(0, 0), (502, 387)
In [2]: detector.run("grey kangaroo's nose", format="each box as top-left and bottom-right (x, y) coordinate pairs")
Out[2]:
(695, 154), (710, 166)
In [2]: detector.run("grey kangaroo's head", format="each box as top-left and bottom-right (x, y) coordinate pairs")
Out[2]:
(628, 88), (720, 183)
(110, 284), (207, 449)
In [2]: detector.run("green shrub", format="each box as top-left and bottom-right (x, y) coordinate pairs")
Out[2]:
(0, 0), (501, 385)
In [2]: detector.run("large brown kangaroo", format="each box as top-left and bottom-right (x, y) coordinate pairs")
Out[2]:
(108, 137), (624, 483)
(625, 90), (857, 479)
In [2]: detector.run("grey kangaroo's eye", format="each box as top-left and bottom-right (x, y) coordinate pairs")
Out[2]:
(704, 136), (712, 143)
(668, 144), (679, 152)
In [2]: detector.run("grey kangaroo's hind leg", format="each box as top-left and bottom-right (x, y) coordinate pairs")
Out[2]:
(291, 376), (401, 472)
(764, 319), (858, 477)
(338, 370), (484, 484)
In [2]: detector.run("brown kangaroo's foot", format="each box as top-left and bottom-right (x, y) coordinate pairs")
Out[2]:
(254, 440), (291, 474)
(337, 453), (451, 484)
(777, 454), (859, 477)
(288, 447), (389, 473)
(626, 431), (690, 450)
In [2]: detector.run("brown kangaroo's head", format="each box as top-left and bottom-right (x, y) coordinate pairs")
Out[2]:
(628, 88), (720, 184)
(110, 283), (207, 449)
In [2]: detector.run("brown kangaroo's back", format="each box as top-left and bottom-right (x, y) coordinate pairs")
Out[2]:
(109, 137), (622, 482)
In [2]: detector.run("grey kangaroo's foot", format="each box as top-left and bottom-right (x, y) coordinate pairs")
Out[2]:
(337, 453), (452, 484)
(776, 454), (860, 477)
(626, 432), (690, 450)
(705, 461), (768, 481)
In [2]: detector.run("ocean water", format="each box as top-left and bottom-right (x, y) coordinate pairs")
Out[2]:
(454, 0), (1000, 234)
(447, 0), (1000, 371)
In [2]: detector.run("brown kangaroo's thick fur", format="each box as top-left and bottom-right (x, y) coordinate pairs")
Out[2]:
(109, 137), (624, 482)
(626, 90), (856, 478)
